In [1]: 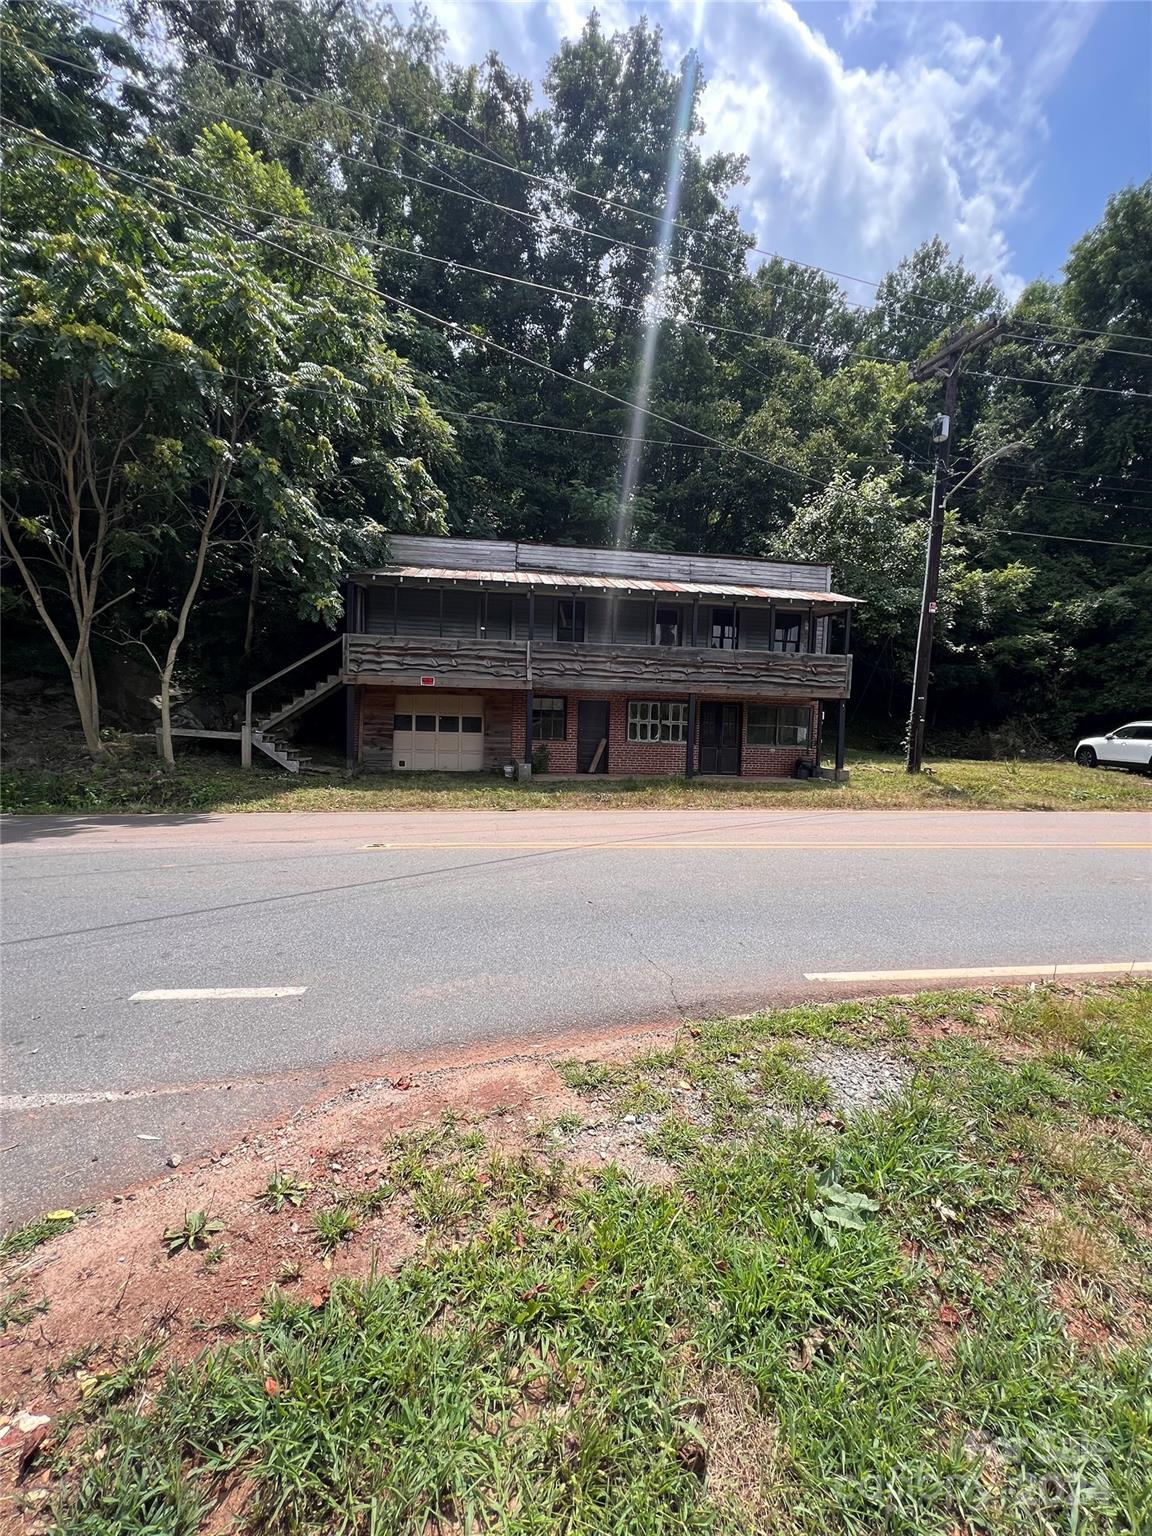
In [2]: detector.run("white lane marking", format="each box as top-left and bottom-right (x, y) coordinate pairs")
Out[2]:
(129, 987), (306, 1001)
(803, 962), (1151, 983)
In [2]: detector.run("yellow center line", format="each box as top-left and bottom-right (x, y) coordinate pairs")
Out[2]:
(361, 841), (1152, 851)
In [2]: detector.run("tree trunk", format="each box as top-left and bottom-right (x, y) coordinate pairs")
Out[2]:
(69, 659), (104, 757)
(243, 528), (263, 662)
(156, 489), (223, 768)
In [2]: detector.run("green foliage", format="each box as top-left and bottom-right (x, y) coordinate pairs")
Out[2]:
(312, 1204), (358, 1254)
(1, 0), (1148, 753)
(804, 1166), (881, 1247)
(257, 1170), (310, 1213)
(45, 981), (1152, 1535)
(162, 1212), (224, 1255)
(1, 1208), (77, 1256)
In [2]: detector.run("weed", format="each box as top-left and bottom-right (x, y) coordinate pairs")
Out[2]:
(162, 1212), (224, 1255)
(202, 1245), (225, 1269)
(0, 1285), (49, 1330)
(276, 1261), (303, 1285)
(39, 981), (1152, 1536)
(312, 1204), (358, 1254)
(1, 1209), (77, 1257)
(804, 1166), (881, 1246)
(256, 1169), (310, 1213)
(1032, 1210), (1126, 1284)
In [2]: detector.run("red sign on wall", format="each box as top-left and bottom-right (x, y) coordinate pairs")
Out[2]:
(419, 676), (435, 686)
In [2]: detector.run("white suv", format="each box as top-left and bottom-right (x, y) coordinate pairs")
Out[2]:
(1074, 721), (1152, 773)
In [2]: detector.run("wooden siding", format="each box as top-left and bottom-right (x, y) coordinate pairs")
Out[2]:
(345, 634), (851, 698)
(384, 535), (832, 592)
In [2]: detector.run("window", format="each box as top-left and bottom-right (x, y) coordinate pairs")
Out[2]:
(414, 714), (436, 732)
(437, 715), (459, 733)
(710, 607), (737, 649)
(461, 715), (483, 734)
(533, 696), (567, 741)
(557, 600), (586, 643)
(655, 605), (681, 646)
(772, 612), (802, 653)
(393, 713), (413, 731)
(747, 706), (811, 747)
(628, 700), (688, 743)
(1113, 725), (1152, 740)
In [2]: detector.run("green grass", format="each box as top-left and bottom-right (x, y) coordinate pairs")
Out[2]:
(30, 982), (1152, 1533)
(2, 747), (1149, 814)
(0, 1208), (78, 1257)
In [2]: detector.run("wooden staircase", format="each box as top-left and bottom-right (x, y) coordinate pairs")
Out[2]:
(244, 638), (344, 774)
(251, 672), (342, 772)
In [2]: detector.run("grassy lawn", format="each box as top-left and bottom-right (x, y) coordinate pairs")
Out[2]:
(12, 981), (1151, 1533)
(3, 749), (1150, 814)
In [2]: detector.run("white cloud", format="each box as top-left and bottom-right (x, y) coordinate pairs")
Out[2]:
(696, 0), (1050, 298)
(844, 0), (877, 38)
(405, 0), (1101, 303)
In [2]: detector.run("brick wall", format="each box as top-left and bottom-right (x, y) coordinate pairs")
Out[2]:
(360, 686), (821, 779)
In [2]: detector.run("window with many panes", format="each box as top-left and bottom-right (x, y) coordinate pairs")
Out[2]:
(557, 600), (586, 643)
(772, 612), (802, 652)
(710, 606), (737, 649)
(532, 696), (567, 741)
(746, 705), (811, 747)
(628, 700), (688, 743)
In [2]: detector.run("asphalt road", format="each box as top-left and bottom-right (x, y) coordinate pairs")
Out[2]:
(2, 808), (1149, 1222)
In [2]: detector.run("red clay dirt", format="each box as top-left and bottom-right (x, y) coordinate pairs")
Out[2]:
(0, 1021), (679, 1440)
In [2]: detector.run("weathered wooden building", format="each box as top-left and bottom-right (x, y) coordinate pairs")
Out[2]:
(244, 537), (860, 779)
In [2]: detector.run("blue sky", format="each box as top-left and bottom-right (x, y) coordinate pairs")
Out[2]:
(399, 0), (1151, 304)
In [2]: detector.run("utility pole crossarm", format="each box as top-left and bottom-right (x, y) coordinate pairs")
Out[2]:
(904, 316), (1008, 775)
(908, 317), (1006, 383)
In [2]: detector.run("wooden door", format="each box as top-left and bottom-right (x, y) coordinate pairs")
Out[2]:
(698, 702), (740, 775)
(577, 700), (609, 773)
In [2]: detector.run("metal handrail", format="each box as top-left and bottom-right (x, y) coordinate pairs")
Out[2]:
(242, 635), (343, 767)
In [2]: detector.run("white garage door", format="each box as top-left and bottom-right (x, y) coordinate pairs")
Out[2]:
(392, 693), (485, 772)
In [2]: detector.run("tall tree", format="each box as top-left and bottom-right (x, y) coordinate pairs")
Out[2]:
(1, 126), (454, 760)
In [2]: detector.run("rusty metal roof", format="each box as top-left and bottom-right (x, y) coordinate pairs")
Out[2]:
(356, 565), (860, 605)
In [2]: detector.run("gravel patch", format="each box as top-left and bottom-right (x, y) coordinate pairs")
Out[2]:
(801, 1044), (913, 1115)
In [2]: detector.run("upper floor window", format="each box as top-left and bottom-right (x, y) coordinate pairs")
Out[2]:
(557, 599), (586, 643)
(655, 605), (681, 646)
(710, 606), (737, 650)
(772, 612), (802, 653)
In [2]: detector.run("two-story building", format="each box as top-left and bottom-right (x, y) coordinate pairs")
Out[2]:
(319, 536), (858, 780)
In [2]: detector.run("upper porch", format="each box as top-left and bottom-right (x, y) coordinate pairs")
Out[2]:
(342, 540), (858, 700)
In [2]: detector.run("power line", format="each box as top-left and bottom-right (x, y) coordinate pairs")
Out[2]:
(1002, 328), (1152, 363)
(52, 9), (1152, 351)
(967, 527), (1152, 552)
(4, 311), (1147, 525)
(968, 369), (1152, 401)
(0, 325), (739, 454)
(4, 125), (826, 488)
(13, 69), (1152, 408)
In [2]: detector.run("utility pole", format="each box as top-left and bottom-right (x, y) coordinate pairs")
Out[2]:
(905, 317), (1005, 773)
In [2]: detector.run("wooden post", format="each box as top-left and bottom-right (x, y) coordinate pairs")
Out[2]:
(691, 598), (699, 648)
(685, 693), (697, 779)
(767, 600), (776, 651)
(806, 602), (815, 653)
(345, 684), (359, 774)
(843, 605), (853, 655)
(812, 701), (823, 776)
(524, 690), (534, 764)
(835, 698), (847, 781)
